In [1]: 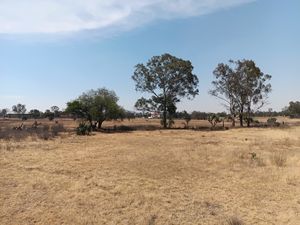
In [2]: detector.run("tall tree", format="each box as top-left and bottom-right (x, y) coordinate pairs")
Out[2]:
(50, 106), (60, 117)
(210, 59), (271, 127)
(209, 62), (239, 127)
(132, 53), (199, 128)
(287, 101), (300, 116)
(12, 103), (26, 117)
(238, 60), (272, 126)
(66, 88), (124, 129)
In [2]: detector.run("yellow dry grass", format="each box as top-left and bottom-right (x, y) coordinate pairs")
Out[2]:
(1, 120), (300, 225)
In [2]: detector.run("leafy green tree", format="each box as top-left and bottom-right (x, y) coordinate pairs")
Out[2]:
(287, 101), (300, 116)
(29, 109), (41, 119)
(210, 59), (271, 127)
(132, 53), (199, 128)
(66, 88), (123, 129)
(134, 97), (154, 117)
(208, 114), (221, 128)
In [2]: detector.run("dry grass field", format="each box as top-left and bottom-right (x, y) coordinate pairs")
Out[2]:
(1, 118), (300, 225)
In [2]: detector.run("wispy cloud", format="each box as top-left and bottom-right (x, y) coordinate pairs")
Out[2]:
(0, 95), (24, 100)
(0, 0), (255, 36)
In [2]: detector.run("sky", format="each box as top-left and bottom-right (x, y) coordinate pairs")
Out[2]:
(0, 0), (299, 113)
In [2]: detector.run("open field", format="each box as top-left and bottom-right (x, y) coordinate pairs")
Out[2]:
(1, 119), (300, 224)
(1, 116), (300, 131)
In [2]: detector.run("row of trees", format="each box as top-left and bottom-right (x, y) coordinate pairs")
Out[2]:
(0, 104), (62, 120)
(2, 53), (298, 129)
(131, 54), (273, 128)
(65, 54), (273, 129)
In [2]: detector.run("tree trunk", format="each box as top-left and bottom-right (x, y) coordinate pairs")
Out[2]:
(247, 105), (251, 127)
(162, 109), (167, 128)
(88, 118), (93, 127)
(239, 114), (243, 127)
(246, 114), (250, 127)
(97, 120), (104, 129)
(162, 91), (167, 129)
(239, 106), (244, 127)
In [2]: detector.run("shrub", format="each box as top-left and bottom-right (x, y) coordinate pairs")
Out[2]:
(267, 117), (276, 123)
(267, 117), (280, 127)
(208, 114), (221, 128)
(48, 115), (54, 121)
(76, 122), (91, 135)
(51, 124), (65, 136)
(244, 117), (253, 124)
(250, 154), (266, 167)
(116, 125), (135, 132)
(0, 123), (65, 141)
(37, 125), (51, 140)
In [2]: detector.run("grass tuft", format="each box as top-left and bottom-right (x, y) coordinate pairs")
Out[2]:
(271, 151), (287, 167)
(226, 216), (244, 225)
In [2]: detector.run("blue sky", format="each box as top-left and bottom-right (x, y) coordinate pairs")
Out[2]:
(0, 0), (299, 112)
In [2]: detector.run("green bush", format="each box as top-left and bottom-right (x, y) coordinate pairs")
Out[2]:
(208, 113), (221, 128)
(267, 117), (277, 123)
(76, 122), (91, 135)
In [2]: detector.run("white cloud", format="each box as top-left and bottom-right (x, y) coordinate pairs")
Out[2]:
(0, 0), (255, 35)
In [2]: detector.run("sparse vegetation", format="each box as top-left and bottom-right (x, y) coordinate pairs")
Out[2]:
(267, 117), (280, 127)
(226, 216), (244, 225)
(0, 122), (65, 140)
(271, 150), (287, 167)
(1, 119), (299, 225)
(0, 2), (298, 224)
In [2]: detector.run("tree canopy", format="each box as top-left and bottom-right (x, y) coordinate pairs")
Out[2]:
(286, 101), (300, 116)
(12, 103), (26, 115)
(132, 53), (199, 128)
(65, 88), (124, 129)
(210, 59), (271, 127)
(29, 109), (42, 119)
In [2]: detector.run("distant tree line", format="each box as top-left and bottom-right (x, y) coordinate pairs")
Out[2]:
(1, 53), (299, 132)
(0, 104), (65, 120)
(282, 101), (300, 118)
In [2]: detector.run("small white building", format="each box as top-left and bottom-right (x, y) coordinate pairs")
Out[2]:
(148, 111), (161, 119)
